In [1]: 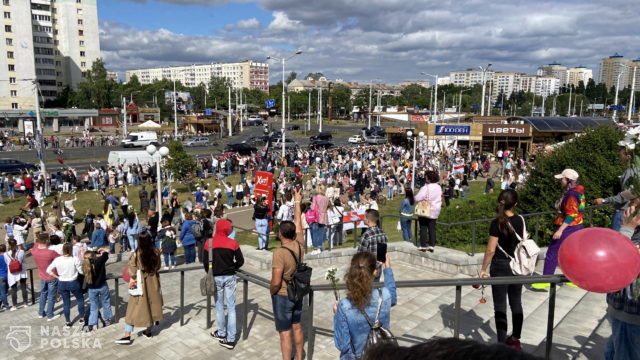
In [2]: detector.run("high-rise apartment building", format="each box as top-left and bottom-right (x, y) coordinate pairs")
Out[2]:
(125, 60), (270, 92)
(537, 62), (568, 92)
(0, 0), (100, 110)
(566, 66), (593, 87)
(627, 58), (640, 90)
(597, 53), (631, 90)
(449, 69), (494, 87)
(491, 72), (522, 100)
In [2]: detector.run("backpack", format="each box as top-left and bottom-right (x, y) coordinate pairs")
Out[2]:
(191, 220), (204, 240)
(281, 243), (313, 302)
(497, 215), (540, 276)
(353, 288), (398, 359)
(305, 206), (319, 224)
(8, 252), (22, 274)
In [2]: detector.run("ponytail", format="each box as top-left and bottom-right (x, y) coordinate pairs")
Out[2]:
(496, 189), (518, 236)
(82, 251), (96, 285)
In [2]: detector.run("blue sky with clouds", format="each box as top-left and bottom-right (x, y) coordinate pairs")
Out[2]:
(98, 0), (640, 84)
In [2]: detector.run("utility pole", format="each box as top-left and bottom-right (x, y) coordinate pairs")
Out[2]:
(319, 86), (323, 132)
(541, 96), (547, 117)
(122, 96), (127, 137)
(307, 91), (311, 131)
(327, 82), (333, 123)
(239, 88), (243, 132)
(173, 79), (178, 138)
(628, 66), (637, 123)
(531, 93), (535, 117)
(368, 82), (373, 129)
(33, 82), (47, 194)
(227, 86), (232, 137)
(567, 86), (572, 117)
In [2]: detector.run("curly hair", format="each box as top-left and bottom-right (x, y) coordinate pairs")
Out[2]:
(345, 252), (377, 311)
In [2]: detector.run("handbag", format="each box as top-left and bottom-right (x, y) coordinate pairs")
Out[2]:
(127, 253), (144, 297)
(414, 200), (431, 218)
(200, 239), (217, 297)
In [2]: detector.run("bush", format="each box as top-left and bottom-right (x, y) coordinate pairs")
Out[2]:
(165, 141), (197, 182)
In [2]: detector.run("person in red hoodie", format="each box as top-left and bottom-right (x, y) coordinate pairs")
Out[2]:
(203, 219), (244, 350)
(32, 233), (61, 320)
(23, 174), (34, 195)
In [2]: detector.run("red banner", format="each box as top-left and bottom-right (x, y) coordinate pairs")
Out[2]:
(254, 171), (274, 216)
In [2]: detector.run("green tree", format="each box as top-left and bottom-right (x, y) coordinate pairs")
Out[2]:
(304, 72), (325, 80)
(165, 141), (197, 182)
(206, 77), (233, 110)
(285, 71), (297, 85)
(400, 84), (429, 108)
(44, 86), (75, 108)
(331, 84), (352, 118)
(72, 59), (119, 108)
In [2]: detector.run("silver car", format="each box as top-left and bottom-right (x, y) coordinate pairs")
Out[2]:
(183, 137), (210, 147)
(273, 138), (298, 149)
(366, 135), (387, 144)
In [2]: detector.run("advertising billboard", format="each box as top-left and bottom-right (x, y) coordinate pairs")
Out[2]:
(164, 91), (194, 112)
(435, 125), (470, 135)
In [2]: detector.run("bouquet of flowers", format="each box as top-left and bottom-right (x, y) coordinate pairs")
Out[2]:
(325, 267), (340, 301)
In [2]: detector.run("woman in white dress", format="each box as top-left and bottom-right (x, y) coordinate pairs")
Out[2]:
(4, 238), (28, 310)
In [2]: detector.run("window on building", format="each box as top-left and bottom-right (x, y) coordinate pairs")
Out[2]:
(77, 0), (82, 3)
(5, 38), (12, 46)
(80, 51), (85, 57)
(5, 25), (11, 32)
(81, 61), (86, 67)
(8, 64), (15, 71)
(3, 0), (9, 6)
(10, 90), (16, 97)
(79, 40), (84, 46)
(9, 77), (15, 84)
(78, 19), (83, 25)
(78, 29), (83, 36)
(11, 103), (18, 109)
(6, 51), (13, 59)
(55, 61), (61, 66)
(77, 9), (82, 15)
(3, 12), (10, 19)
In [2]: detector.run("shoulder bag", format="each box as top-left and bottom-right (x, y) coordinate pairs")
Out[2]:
(414, 186), (432, 218)
(497, 215), (541, 276)
(128, 253), (144, 297)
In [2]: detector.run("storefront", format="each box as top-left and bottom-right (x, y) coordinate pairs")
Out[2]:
(481, 123), (533, 156)
(414, 123), (484, 151)
(0, 109), (98, 133)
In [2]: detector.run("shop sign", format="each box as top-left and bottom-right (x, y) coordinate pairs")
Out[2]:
(435, 125), (470, 135)
(482, 124), (531, 137)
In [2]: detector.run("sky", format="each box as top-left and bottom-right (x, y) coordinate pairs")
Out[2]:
(99, 0), (640, 84)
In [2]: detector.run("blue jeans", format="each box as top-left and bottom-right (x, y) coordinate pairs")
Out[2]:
(214, 275), (237, 342)
(163, 253), (176, 267)
(310, 222), (326, 249)
(255, 218), (269, 249)
(612, 210), (624, 232)
(183, 244), (196, 263)
(38, 279), (58, 318)
(58, 280), (85, 322)
(0, 276), (8, 308)
(605, 316), (640, 360)
(88, 283), (113, 326)
(400, 218), (412, 242)
(128, 234), (138, 251)
(226, 192), (233, 207)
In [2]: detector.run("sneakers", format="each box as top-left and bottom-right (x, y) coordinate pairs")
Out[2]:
(210, 330), (225, 341)
(506, 336), (522, 350)
(47, 314), (61, 321)
(219, 339), (236, 349)
(115, 336), (132, 345)
(426, 246), (435, 252)
(9, 306), (17, 312)
(38, 314), (45, 319)
(565, 282), (579, 288)
(140, 330), (152, 338)
(65, 322), (72, 328)
(79, 319), (85, 325)
(163, 266), (169, 271)
(531, 283), (551, 290)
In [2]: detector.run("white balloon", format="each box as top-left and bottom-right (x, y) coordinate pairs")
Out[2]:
(20, 186), (25, 191)
(16, 178), (23, 184)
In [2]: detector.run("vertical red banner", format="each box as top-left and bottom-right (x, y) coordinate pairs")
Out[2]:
(254, 171), (274, 217)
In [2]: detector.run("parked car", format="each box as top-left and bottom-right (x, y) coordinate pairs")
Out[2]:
(286, 124), (300, 131)
(183, 137), (210, 147)
(242, 136), (270, 147)
(366, 135), (387, 145)
(248, 114), (262, 121)
(362, 126), (386, 137)
(309, 132), (333, 141)
(309, 140), (334, 149)
(246, 119), (263, 126)
(0, 158), (37, 174)
(225, 143), (257, 155)
(348, 135), (365, 144)
(273, 138), (298, 149)
(121, 131), (159, 148)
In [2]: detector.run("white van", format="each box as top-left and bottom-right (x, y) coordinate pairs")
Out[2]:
(107, 151), (156, 167)
(121, 132), (159, 148)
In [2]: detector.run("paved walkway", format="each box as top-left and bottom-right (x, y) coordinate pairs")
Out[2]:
(1, 246), (610, 359)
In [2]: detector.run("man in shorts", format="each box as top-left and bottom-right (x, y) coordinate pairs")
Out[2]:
(270, 188), (304, 360)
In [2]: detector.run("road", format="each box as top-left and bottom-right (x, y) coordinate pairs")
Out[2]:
(1, 121), (369, 172)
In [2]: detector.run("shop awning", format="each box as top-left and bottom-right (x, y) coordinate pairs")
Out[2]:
(507, 116), (612, 132)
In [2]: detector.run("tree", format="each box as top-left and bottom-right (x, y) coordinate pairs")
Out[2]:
(72, 58), (119, 108)
(400, 84), (429, 108)
(304, 72), (325, 80)
(331, 84), (352, 118)
(285, 71), (297, 85)
(206, 76), (233, 110)
(165, 141), (197, 182)
(44, 86), (75, 108)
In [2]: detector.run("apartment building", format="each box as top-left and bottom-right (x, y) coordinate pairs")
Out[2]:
(567, 66), (593, 87)
(597, 53), (631, 89)
(125, 60), (270, 92)
(449, 69), (494, 87)
(0, 0), (101, 110)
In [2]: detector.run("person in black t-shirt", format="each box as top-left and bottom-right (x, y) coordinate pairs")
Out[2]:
(479, 189), (524, 351)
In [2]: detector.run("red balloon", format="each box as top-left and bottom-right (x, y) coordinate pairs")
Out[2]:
(559, 227), (640, 293)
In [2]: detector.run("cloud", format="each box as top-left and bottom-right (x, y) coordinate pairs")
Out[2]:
(102, 0), (640, 84)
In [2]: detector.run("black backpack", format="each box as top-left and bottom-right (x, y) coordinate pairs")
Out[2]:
(281, 243), (312, 302)
(354, 288), (398, 359)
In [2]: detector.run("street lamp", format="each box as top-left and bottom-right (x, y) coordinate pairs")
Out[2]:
(421, 73), (438, 122)
(458, 89), (470, 123)
(629, 66), (638, 123)
(267, 50), (303, 157)
(407, 130), (425, 189)
(613, 70), (625, 122)
(146, 144), (170, 230)
(368, 79), (380, 129)
(478, 63), (492, 116)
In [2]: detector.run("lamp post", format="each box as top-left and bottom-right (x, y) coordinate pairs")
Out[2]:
(478, 63), (492, 116)
(267, 50), (303, 156)
(613, 71), (624, 122)
(421, 73), (438, 122)
(407, 130), (425, 189)
(628, 66), (637, 123)
(146, 144), (170, 230)
(367, 79), (380, 129)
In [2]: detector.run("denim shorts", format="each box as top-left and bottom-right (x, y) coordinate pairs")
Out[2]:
(272, 294), (303, 332)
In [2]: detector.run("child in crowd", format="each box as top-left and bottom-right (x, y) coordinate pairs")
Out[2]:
(107, 229), (117, 254)
(0, 244), (9, 311)
(72, 235), (87, 261)
(115, 218), (128, 252)
(159, 218), (177, 270)
(3, 217), (13, 243)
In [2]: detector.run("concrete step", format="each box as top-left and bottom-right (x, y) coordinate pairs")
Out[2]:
(575, 311), (611, 360)
(519, 285), (589, 354)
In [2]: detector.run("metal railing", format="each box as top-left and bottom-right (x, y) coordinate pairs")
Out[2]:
(23, 258), (568, 360)
(381, 205), (607, 254)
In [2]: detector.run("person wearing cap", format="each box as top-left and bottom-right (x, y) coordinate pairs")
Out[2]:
(533, 169), (585, 289)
